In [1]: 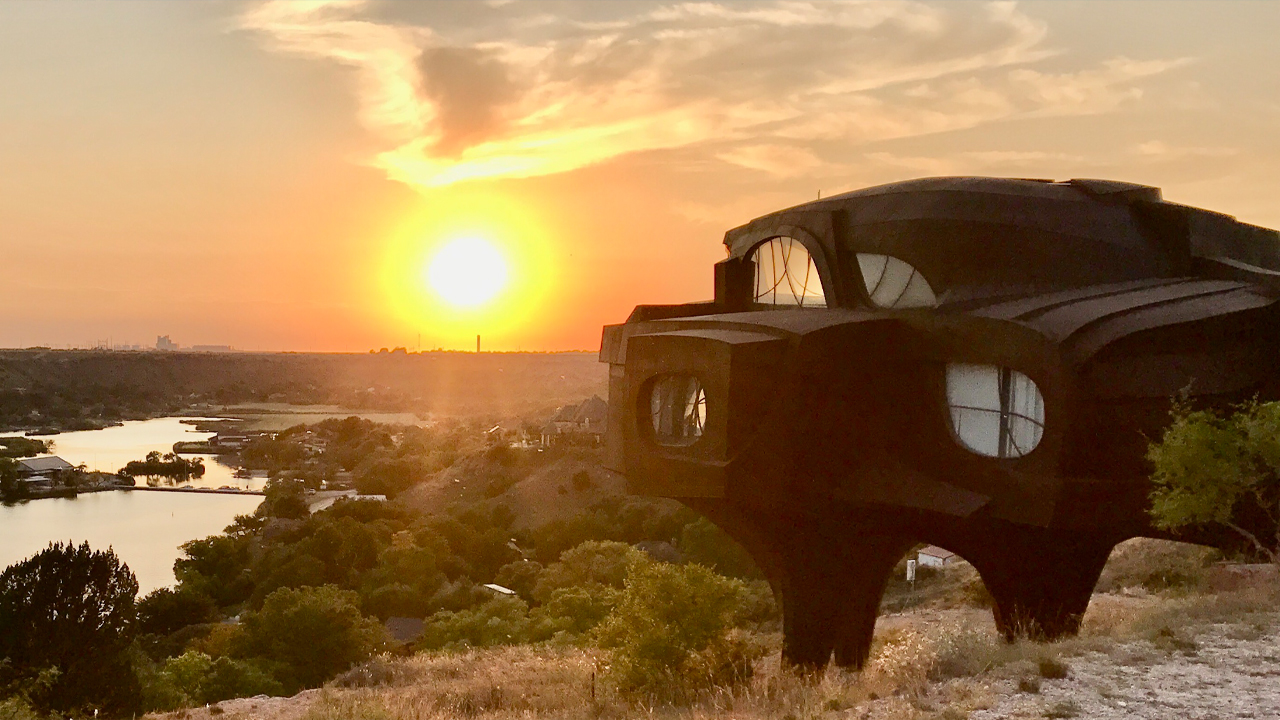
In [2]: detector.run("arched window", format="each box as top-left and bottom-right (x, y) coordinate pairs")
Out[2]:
(752, 237), (826, 307)
(857, 254), (936, 309)
(946, 364), (1044, 458)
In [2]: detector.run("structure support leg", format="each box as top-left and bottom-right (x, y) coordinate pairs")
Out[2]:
(775, 530), (912, 669)
(684, 499), (912, 670)
(965, 530), (1115, 641)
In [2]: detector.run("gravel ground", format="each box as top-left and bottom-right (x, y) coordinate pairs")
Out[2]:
(973, 625), (1280, 719)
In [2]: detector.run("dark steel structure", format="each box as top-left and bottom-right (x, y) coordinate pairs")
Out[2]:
(599, 177), (1280, 668)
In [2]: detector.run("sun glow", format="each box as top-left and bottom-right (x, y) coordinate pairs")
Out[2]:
(378, 191), (556, 351)
(426, 237), (509, 308)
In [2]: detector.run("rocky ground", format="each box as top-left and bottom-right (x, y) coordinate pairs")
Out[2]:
(972, 623), (1280, 720)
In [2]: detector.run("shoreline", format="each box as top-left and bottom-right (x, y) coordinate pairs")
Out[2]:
(4, 484), (265, 504)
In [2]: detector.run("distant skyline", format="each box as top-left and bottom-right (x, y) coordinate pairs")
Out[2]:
(3, 1), (1278, 351)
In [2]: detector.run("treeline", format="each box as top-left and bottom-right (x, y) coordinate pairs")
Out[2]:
(0, 349), (605, 432)
(121, 451), (205, 483)
(238, 416), (479, 499)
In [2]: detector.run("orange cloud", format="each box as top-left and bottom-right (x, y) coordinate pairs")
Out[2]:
(240, 1), (1188, 190)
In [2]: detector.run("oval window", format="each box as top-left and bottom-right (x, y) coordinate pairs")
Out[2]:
(752, 237), (826, 307)
(857, 254), (936, 309)
(649, 375), (707, 446)
(946, 364), (1044, 458)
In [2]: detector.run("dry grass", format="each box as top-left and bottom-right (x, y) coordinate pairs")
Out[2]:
(151, 545), (1280, 720)
(284, 577), (1280, 720)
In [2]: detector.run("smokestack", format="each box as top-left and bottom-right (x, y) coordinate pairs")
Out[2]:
(477, 335), (481, 353)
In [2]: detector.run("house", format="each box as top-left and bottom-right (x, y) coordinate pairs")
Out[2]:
(17, 455), (74, 477)
(209, 432), (252, 451)
(917, 545), (962, 568)
(540, 396), (608, 446)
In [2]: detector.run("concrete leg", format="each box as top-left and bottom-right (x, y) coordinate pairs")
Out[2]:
(683, 499), (911, 670)
(963, 529), (1115, 641)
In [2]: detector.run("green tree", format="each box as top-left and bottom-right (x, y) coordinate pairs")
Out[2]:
(0, 437), (49, 459)
(0, 542), (141, 716)
(0, 457), (22, 501)
(121, 450), (205, 483)
(416, 595), (531, 650)
(1149, 401), (1280, 562)
(533, 540), (643, 602)
(259, 478), (309, 519)
(139, 651), (282, 711)
(175, 533), (254, 606)
(236, 585), (386, 692)
(594, 558), (749, 699)
(137, 587), (219, 636)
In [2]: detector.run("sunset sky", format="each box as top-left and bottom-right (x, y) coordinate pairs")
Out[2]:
(2, 1), (1278, 352)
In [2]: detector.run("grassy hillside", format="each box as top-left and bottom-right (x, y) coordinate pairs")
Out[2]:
(143, 545), (1280, 720)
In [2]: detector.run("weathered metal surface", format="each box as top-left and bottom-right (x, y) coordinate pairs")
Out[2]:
(601, 177), (1280, 668)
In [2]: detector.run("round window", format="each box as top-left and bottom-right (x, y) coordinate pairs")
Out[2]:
(649, 375), (706, 446)
(945, 364), (1044, 458)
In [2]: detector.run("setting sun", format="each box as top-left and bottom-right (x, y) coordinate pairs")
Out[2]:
(426, 237), (509, 309)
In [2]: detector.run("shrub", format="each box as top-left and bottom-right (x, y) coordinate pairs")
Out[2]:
(236, 585), (386, 692)
(1037, 657), (1070, 679)
(571, 470), (594, 492)
(679, 516), (762, 579)
(530, 583), (620, 639)
(494, 560), (543, 602)
(1096, 538), (1216, 593)
(867, 622), (999, 694)
(417, 596), (531, 651)
(0, 697), (41, 720)
(533, 541), (643, 602)
(140, 651), (284, 711)
(594, 558), (753, 700)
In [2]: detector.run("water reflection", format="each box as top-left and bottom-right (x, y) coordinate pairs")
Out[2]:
(41, 417), (265, 491)
(0, 491), (261, 593)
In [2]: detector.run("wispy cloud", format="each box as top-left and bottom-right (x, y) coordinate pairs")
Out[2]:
(241, 1), (1188, 189)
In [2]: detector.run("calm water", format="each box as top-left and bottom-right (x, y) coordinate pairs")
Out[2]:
(0, 490), (261, 593)
(2, 417), (264, 592)
(45, 416), (265, 490)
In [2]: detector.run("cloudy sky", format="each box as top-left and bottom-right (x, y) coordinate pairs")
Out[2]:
(2, 1), (1277, 351)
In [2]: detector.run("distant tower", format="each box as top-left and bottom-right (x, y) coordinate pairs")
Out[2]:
(476, 335), (481, 353)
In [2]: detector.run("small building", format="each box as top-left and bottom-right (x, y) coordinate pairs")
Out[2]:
(482, 583), (517, 596)
(209, 432), (251, 450)
(917, 545), (962, 568)
(17, 455), (74, 478)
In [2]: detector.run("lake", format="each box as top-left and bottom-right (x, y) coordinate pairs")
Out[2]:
(2, 417), (264, 593)
(44, 416), (265, 490)
(0, 490), (261, 593)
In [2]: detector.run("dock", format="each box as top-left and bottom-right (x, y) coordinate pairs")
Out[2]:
(123, 486), (264, 496)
